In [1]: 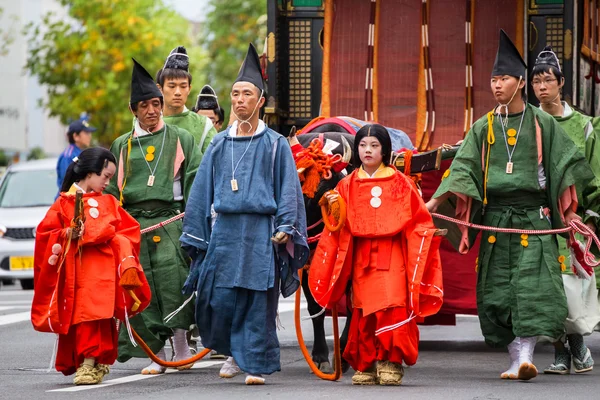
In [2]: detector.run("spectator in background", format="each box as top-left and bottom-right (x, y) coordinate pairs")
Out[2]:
(56, 119), (96, 194)
(156, 46), (217, 156)
(194, 85), (225, 131)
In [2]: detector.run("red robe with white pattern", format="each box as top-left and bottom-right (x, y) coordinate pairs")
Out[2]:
(309, 169), (443, 370)
(31, 190), (150, 374)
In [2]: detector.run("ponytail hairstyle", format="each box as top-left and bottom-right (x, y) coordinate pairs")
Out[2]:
(354, 124), (393, 167)
(60, 147), (117, 193)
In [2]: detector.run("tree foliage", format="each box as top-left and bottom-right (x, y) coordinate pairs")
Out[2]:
(25, 0), (208, 145)
(201, 0), (267, 121)
(0, 8), (18, 57)
(0, 149), (8, 167)
(27, 147), (46, 161)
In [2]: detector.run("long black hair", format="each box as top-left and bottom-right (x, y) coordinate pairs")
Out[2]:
(60, 147), (116, 193)
(354, 124), (392, 167)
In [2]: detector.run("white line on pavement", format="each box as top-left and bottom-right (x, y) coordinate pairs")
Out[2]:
(0, 311), (30, 326)
(0, 291), (33, 297)
(48, 360), (224, 392)
(0, 300), (35, 304)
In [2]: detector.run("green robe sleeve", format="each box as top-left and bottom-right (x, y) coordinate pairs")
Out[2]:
(540, 112), (595, 231)
(105, 135), (126, 200)
(200, 125), (218, 155)
(583, 119), (600, 228)
(177, 128), (202, 204)
(432, 117), (487, 250)
(433, 119), (485, 202)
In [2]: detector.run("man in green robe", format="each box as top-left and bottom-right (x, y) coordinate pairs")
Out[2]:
(531, 46), (600, 375)
(105, 58), (202, 374)
(426, 30), (594, 381)
(156, 46), (217, 156)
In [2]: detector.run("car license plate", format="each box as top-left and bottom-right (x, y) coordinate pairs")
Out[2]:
(9, 256), (34, 271)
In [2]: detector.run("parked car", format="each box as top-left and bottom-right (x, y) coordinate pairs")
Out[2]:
(0, 158), (57, 290)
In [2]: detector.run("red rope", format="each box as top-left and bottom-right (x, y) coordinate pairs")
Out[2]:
(432, 213), (600, 266)
(140, 213), (185, 234)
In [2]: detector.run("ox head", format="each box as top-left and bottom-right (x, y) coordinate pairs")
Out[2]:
(290, 129), (357, 246)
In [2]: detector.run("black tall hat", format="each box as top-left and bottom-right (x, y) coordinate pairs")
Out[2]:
(491, 29), (527, 78)
(234, 43), (264, 92)
(196, 85), (219, 110)
(534, 45), (562, 72)
(130, 58), (163, 105)
(163, 46), (189, 71)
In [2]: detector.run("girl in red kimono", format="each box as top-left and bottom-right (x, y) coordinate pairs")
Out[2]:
(309, 124), (443, 385)
(31, 148), (150, 385)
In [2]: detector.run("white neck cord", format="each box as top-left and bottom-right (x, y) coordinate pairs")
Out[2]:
(499, 104), (526, 165)
(540, 92), (561, 108)
(231, 90), (264, 134)
(230, 124), (258, 185)
(497, 76), (522, 127)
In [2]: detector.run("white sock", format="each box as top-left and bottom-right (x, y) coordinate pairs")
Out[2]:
(172, 329), (192, 360)
(142, 347), (166, 373)
(519, 336), (537, 366)
(502, 338), (520, 377)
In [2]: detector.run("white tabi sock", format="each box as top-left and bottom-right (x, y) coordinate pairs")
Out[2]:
(517, 336), (538, 380)
(141, 347), (167, 375)
(172, 328), (193, 361)
(500, 337), (520, 379)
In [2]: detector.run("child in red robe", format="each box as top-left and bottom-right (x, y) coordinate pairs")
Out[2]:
(31, 147), (151, 385)
(309, 124), (443, 385)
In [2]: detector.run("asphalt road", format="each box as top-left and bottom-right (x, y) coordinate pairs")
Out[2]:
(2, 283), (600, 400)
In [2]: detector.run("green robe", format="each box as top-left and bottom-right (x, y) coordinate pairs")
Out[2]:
(555, 103), (600, 255)
(434, 103), (594, 347)
(105, 123), (202, 361)
(163, 109), (217, 157)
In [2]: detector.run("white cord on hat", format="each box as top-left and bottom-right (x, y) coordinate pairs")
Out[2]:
(162, 52), (189, 71)
(231, 89), (264, 134)
(497, 76), (523, 126)
(196, 84), (220, 109)
(537, 50), (562, 73)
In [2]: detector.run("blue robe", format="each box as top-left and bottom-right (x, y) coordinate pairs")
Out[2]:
(180, 125), (309, 375)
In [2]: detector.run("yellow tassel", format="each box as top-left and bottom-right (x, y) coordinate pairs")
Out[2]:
(560, 263), (567, 272)
(482, 112), (496, 207)
(120, 268), (142, 290)
(119, 135), (133, 206)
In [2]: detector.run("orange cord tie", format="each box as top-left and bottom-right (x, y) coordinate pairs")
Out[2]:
(130, 328), (211, 367)
(296, 138), (338, 198)
(295, 269), (342, 381)
(318, 191), (347, 232)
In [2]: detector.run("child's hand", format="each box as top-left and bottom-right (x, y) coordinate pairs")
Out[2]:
(67, 224), (84, 240)
(325, 190), (339, 204)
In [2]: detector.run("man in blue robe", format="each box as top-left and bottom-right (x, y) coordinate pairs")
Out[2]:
(180, 43), (309, 385)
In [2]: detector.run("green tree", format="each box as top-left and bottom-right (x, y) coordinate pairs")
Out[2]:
(24, 0), (208, 145)
(27, 147), (46, 161)
(0, 149), (8, 167)
(0, 8), (18, 57)
(201, 0), (267, 121)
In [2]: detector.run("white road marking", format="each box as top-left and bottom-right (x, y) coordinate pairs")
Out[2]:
(0, 311), (31, 326)
(0, 300), (35, 304)
(0, 291), (34, 297)
(48, 360), (224, 392)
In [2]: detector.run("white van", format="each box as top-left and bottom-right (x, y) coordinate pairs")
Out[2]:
(0, 158), (57, 289)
